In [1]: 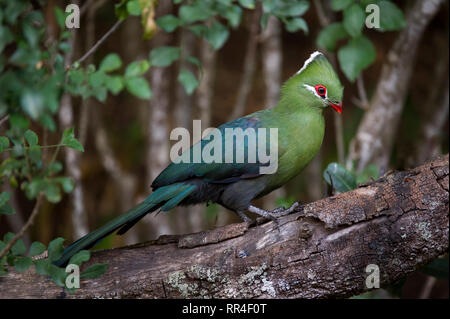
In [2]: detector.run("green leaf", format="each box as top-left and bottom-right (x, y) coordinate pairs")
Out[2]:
(179, 4), (212, 24)
(28, 145), (42, 163)
(92, 86), (108, 103)
(127, 0), (141, 16)
(205, 21), (229, 50)
(54, 177), (75, 193)
(0, 136), (10, 152)
(105, 75), (124, 95)
(0, 192), (11, 207)
(47, 237), (65, 262)
(186, 56), (202, 74)
(331, 0), (354, 11)
(343, 3), (365, 37)
(285, 18), (308, 34)
(25, 178), (47, 199)
(337, 36), (375, 82)
(323, 162), (357, 193)
(80, 263), (108, 279)
(34, 259), (50, 276)
(188, 24), (208, 37)
(11, 239), (26, 256)
(53, 7), (67, 28)
(61, 128), (84, 152)
(24, 130), (39, 147)
(238, 0), (255, 9)
(69, 250), (90, 266)
(223, 5), (242, 28)
(48, 263), (67, 287)
(29, 241), (46, 257)
(14, 256), (32, 273)
(275, 1), (309, 17)
(125, 77), (152, 99)
(46, 161), (63, 175)
(115, 0), (129, 20)
(178, 69), (199, 95)
(149, 46), (181, 67)
(99, 53), (122, 72)
(68, 68), (85, 85)
(0, 25), (14, 54)
(378, 0), (406, 31)
(0, 203), (14, 215)
(40, 113), (56, 132)
(21, 90), (44, 120)
(156, 15), (180, 33)
(125, 60), (150, 77)
(3, 232), (14, 244)
(45, 183), (61, 203)
(88, 71), (106, 88)
(317, 23), (349, 52)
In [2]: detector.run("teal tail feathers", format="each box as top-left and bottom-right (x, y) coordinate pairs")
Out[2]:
(52, 183), (196, 267)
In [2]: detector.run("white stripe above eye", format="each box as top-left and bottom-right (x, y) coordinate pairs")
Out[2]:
(296, 51), (323, 75)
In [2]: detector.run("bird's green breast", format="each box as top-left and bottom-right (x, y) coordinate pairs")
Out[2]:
(260, 107), (325, 194)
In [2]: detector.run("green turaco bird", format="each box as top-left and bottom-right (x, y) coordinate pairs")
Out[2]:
(53, 51), (343, 267)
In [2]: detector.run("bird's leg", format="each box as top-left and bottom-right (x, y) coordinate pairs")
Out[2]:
(236, 210), (253, 224)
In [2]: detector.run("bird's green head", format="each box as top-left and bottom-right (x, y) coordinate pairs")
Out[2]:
(280, 51), (344, 114)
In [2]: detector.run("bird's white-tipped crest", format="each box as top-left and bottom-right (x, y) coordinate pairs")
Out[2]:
(296, 51), (323, 75)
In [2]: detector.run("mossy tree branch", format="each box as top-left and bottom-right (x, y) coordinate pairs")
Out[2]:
(0, 155), (448, 298)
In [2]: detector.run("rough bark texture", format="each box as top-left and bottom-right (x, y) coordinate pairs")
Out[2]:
(1, 155), (448, 299)
(347, 0), (444, 173)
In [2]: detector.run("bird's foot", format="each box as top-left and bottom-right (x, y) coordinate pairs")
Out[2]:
(271, 201), (301, 217)
(248, 205), (279, 225)
(238, 202), (302, 227)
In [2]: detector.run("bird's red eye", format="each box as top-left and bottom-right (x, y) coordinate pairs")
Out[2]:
(315, 85), (326, 98)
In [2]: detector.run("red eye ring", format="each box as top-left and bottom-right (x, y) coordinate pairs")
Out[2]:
(315, 85), (326, 97)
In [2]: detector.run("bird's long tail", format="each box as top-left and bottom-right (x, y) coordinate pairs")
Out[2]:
(52, 183), (196, 267)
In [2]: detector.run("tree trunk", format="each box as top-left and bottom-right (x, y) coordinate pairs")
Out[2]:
(58, 0), (89, 239)
(261, 15), (285, 210)
(144, 1), (175, 237)
(1, 155), (447, 298)
(347, 0), (444, 173)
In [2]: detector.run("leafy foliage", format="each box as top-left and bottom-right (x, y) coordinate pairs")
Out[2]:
(316, 0), (405, 81)
(323, 162), (379, 193)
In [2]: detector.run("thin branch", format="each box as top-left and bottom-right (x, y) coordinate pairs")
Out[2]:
(313, 0), (330, 26)
(356, 74), (369, 109)
(0, 115), (10, 127)
(73, 19), (124, 66)
(0, 194), (44, 260)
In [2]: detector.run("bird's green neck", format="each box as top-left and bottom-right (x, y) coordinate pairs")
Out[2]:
(273, 93), (324, 115)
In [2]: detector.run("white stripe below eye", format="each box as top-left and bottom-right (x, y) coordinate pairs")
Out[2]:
(303, 84), (328, 105)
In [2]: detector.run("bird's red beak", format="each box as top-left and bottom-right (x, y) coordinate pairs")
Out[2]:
(330, 102), (343, 114)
